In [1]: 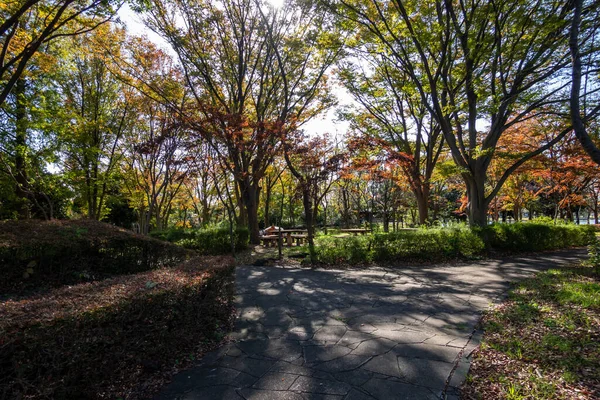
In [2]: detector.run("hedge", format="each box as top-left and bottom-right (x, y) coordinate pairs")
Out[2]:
(315, 225), (485, 264)
(0, 220), (190, 293)
(314, 222), (595, 265)
(483, 222), (596, 252)
(0, 256), (235, 399)
(151, 226), (250, 255)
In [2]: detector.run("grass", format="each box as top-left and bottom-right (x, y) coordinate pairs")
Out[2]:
(462, 266), (600, 399)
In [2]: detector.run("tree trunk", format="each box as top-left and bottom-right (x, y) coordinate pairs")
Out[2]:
(240, 179), (261, 244)
(465, 175), (489, 227)
(264, 183), (271, 227)
(14, 78), (30, 219)
(302, 187), (316, 262)
(414, 186), (429, 225)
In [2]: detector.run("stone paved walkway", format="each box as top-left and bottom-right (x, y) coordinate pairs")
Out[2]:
(156, 249), (586, 400)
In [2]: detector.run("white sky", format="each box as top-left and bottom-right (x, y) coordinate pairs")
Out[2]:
(116, 4), (350, 138)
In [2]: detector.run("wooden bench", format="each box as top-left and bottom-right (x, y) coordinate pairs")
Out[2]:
(291, 234), (308, 246)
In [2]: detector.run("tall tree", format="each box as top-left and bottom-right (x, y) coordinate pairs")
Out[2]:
(569, 0), (600, 164)
(59, 26), (135, 220)
(0, 0), (119, 108)
(141, 0), (342, 243)
(331, 0), (600, 226)
(340, 59), (443, 224)
(283, 132), (344, 260)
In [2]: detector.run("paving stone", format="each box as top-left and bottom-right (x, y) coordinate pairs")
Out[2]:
(361, 352), (402, 378)
(229, 371), (258, 389)
(374, 329), (434, 344)
(313, 326), (348, 342)
(269, 361), (314, 376)
(391, 344), (460, 363)
(289, 376), (351, 395)
(303, 345), (352, 364)
(252, 372), (299, 390)
(333, 369), (374, 386)
(361, 377), (438, 400)
(337, 330), (375, 348)
(300, 394), (345, 400)
(396, 356), (455, 389)
(313, 354), (371, 372)
(217, 355), (275, 378)
(179, 385), (244, 400)
(238, 388), (305, 400)
(344, 388), (377, 400)
(350, 338), (396, 356)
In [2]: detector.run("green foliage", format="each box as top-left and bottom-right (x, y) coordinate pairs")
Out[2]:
(151, 226), (250, 255)
(314, 225), (485, 264)
(483, 221), (595, 252)
(0, 220), (189, 293)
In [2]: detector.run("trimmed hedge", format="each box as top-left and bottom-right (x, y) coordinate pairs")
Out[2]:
(0, 220), (190, 293)
(314, 222), (595, 265)
(483, 222), (596, 252)
(151, 226), (250, 255)
(315, 226), (485, 264)
(0, 256), (236, 399)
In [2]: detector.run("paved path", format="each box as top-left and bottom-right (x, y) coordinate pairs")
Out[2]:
(156, 249), (586, 400)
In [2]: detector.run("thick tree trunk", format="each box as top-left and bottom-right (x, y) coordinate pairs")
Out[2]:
(414, 187), (429, 225)
(465, 175), (489, 227)
(240, 179), (261, 244)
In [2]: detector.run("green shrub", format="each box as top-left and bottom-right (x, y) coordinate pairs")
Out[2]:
(149, 226), (194, 243)
(483, 222), (595, 252)
(315, 225), (485, 264)
(0, 220), (190, 293)
(174, 227), (249, 255)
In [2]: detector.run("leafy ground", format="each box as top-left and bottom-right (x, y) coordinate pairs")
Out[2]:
(462, 267), (600, 399)
(0, 255), (236, 399)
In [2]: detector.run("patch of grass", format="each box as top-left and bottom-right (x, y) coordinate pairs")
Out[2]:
(462, 266), (600, 400)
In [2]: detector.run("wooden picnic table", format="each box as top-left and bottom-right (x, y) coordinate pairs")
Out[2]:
(339, 228), (371, 236)
(278, 229), (308, 246)
(261, 229), (308, 247)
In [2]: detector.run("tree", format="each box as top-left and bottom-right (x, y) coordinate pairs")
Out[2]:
(141, 0), (342, 243)
(569, 0), (600, 164)
(124, 98), (189, 234)
(331, 0), (599, 226)
(0, 0), (119, 108)
(283, 132), (344, 260)
(58, 26), (135, 220)
(339, 47), (443, 225)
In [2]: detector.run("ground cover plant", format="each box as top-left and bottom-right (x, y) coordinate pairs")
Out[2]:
(0, 255), (236, 399)
(461, 267), (600, 399)
(0, 220), (190, 293)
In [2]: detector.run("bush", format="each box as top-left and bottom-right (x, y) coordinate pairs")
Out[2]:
(0, 256), (236, 399)
(0, 220), (190, 293)
(483, 222), (595, 252)
(152, 226), (250, 255)
(315, 225), (485, 264)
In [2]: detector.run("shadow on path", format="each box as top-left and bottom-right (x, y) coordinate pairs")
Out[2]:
(155, 249), (587, 400)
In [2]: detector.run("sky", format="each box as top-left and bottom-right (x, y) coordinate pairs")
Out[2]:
(117, 4), (350, 139)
